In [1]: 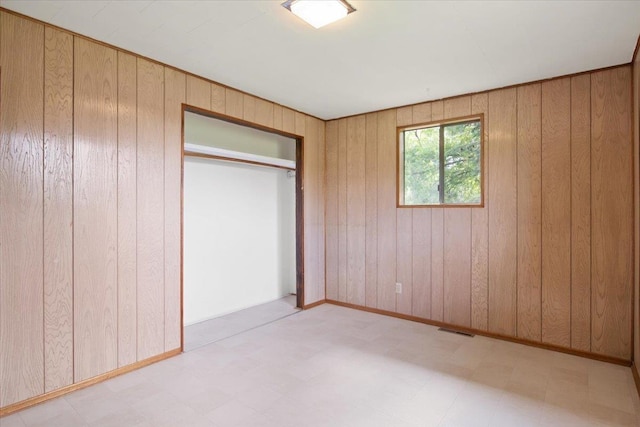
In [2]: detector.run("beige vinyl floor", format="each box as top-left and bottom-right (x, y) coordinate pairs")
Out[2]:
(3, 303), (640, 426)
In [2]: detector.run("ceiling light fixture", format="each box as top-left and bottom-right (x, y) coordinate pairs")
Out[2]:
(282, 0), (356, 29)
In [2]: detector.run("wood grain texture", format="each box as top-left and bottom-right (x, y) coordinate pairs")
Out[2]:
(136, 58), (165, 361)
(516, 84), (542, 342)
(377, 110), (397, 312)
(412, 102), (432, 124)
(430, 101), (445, 322)
(591, 67), (633, 359)
(541, 78), (571, 347)
(164, 67), (185, 351)
(44, 26), (74, 392)
(431, 209), (444, 321)
(73, 37), (118, 382)
(337, 119), (348, 301)
(295, 112), (305, 137)
(304, 116), (320, 304)
(303, 117), (318, 304)
(186, 75), (210, 110)
(225, 88), (243, 119)
(255, 98), (274, 128)
(346, 116), (366, 306)
(0, 12), (45, 407)
(325, 121), (339, 301)
(633, 48), (640, 372)
(396, 106), (413, 127)
(471, 93), (489, 331)
(282, 107), (295, 135)
(442, 96), (472, 327)
(117, 51), (137, 367)
(316, 120), (326, 302)
(570, 74), (591, 352)
(365, 113), (378, 308)
(210, 82), (225, 114)
(411, 103), (432, 319)
(412, 209), (431, 318)
(396, 103), (414, 314)
(431, 100), (444, 121)
(487, 88), (517, 336)
(396, 209), (413, 315)
(444, 96), (471, 119)
(443, 209), (471, 327)
(243, 94), (256, 123)
(273, 104), (283, 131)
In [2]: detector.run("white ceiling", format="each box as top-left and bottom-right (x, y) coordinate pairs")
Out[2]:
(2, 0), (639, 120)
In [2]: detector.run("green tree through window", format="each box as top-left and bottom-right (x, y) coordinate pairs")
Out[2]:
(401, 118), (482, 206)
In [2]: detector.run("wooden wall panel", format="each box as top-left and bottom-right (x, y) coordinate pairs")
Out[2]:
(256, 98), (274, 128)
(243, 94), (256, 122)
(136, 58), (165, 361)
(304, 116), (324, 305)
(164, 67), (185, 351)
(0, 12), (45, 407)
(487, 88), (517, 336)
(633, 48), (640, 375)
(516, 84), (542, 342)
(365, 113), (379, 308)
(443, 209), (471, 327)
(411, 103), (432, 319)
(430, 102), (445, 321)
(73, 38), (118, 382)
(303, 117), (318, 304)
(346, 116), (367, 306)
(210, 82), (225, 114)
(591, 67), (633, 359)
(273, 104), (284, 131)
(431, 209), (444, 321)
(282, 107), (295, 134)
(295, 112), (305, 137)
(337, 119), (348, 301)
(377, 110), (397, 312)
(396, 209), (413, 315)
(570, 74), (591, 351)
(44, 26), (74, 392)
(186, 75), (210, 110)
(541, 78), (571, 347)
(325, 121), (339, 301)
(316, 121), (326, 302)
(442, 97), (472, 327)
(412, 102), (431, 124)
(225, 88), (243, 119)
(395, 108), (413, 315)
(471, 93), (489, 331)
(412, 209), (431, 318)
(117, 51), (137, 367)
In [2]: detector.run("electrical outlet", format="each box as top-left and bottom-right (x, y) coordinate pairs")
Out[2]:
(396, 283), (402, 294)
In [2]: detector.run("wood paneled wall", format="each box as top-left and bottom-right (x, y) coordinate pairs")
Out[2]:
(326, 66), (634, 361)
(0, 10), (325, 409)
(633, 45), (640, 379)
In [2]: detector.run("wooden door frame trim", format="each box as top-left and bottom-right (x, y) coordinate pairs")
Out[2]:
(180, 104), (306, 353)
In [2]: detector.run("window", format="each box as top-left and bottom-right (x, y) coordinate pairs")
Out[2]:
(398, 115), (483, 206)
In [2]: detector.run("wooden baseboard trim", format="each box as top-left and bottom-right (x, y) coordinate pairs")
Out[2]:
(633, 363), (640, 399)
(0, 348), (182, 417)
(302, 299), (326, 310)
(325, 300), (631, 367)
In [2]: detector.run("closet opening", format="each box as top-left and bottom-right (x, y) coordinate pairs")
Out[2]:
(181, 106), (304, 351)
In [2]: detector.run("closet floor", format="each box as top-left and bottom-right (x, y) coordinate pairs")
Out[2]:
(184, 295), (299, 351)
